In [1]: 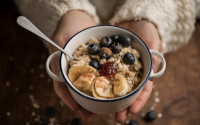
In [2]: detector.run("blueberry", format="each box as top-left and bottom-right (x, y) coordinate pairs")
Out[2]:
(87, 43), (99, 55)
(71, 118), (82, 125)
(128, 120), (139, 125)
(145, 111), (157, 121)
(110, 35), (119, 42)
(123, 52), (135, 65)
(44, 107), (55, 117)
(99, 36), (112, 47)
(38, 118), (49, 125)
(118, 35), (131, 47)
(89, 60), (99, 69)
(99, 47), (113, 60)
(110, 42), (123, 54)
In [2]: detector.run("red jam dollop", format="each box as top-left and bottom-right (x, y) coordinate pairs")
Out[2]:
(98, 61), (117, 79)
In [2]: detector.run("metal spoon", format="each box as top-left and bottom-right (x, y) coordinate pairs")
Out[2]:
(17, 16), (74, 60)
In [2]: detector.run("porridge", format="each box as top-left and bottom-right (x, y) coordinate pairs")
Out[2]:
(68, 35), (143, 99)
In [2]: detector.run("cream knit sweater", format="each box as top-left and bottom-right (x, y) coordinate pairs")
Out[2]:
(14, 0), (200, 54)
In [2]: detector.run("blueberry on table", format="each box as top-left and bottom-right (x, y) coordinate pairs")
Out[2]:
(118, 35), (131, 47)
(123, 52), (135, 65)
(99, 47), (113, 60)
(99, 36), (112, 47)
(110, 42), (123, 54)
(71, 118), (82, 125)
(87, 43), (99, 55)
(145, 111), (157, 121)
(38, 118), (49, 125)
(89, 60), (99, 69)
(44, 107), (55, 117)
(110, 34), (119, 42)
(128, 120), (139, 125)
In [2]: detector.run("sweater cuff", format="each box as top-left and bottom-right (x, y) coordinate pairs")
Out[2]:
(110, 0), (196, 54)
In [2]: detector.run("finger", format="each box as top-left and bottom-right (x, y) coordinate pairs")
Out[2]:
(53, 82), (80, 111)
(129, 80), (153, 114)
(115, 109), (129, 123)
(54, 82), (93, 122)
(77, 108), (93, 122)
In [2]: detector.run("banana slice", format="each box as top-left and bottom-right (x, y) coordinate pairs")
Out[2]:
(110, 74), (128, 96)
(73, 73), (96, 92)
(68, 64), (99, 82)
(92, 77), (114, 99)
(92, 82), (106, 99)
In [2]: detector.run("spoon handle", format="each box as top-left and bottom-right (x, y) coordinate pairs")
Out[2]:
(17, 16), (74, 60)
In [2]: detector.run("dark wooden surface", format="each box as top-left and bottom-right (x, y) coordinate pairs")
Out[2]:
(1, 1), (200, 125)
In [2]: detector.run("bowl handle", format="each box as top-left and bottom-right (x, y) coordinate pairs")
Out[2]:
(46, 51), (65, 82)
(149, 50), (166, 80)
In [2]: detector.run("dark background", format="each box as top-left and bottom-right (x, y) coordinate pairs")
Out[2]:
(1, 0), (200, 125)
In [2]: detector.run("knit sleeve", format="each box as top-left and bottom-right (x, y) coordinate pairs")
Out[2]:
(110, 0), (199, 54)
(14, 0), (100, 39)
(195, 0), (200, 18)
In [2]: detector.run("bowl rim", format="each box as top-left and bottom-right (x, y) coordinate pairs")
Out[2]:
(59, 25), (152, 102)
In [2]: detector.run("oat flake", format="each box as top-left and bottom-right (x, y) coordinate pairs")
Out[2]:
(155, 97), (160, 103)
(31, 112), (36, 116)
(35, 118), (39, 121)
(150, 106), (155, 110)
(125, 120), (129, 124)
(154, 91), (159, 96)
(40, 73), (45, 78)
(6, 82), (10, 86)
(59, 100), (64, 107)
(141, 113), (145, 117)
(33, 102), (40, 109)
(29, 95), (34, 100)
(7, 112), (11, 116)
(49, 117), (56, 124)
(158, 113), (162, 118)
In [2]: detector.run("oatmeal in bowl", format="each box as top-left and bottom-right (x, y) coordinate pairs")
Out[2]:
(46, 25), (166, 114)
(68, 34), (143, 99)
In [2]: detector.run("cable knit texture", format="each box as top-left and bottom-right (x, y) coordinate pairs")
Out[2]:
(14, 0), (200, 54)
(14, 0), (100, 47)
(110, 0), (200, 54)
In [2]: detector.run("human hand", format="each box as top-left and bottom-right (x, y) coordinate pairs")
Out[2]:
(115, 20), (162, 123)
(49, 10), (96, 122)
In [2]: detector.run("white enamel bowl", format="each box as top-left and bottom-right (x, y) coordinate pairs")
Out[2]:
(46, 25), (166, 114)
